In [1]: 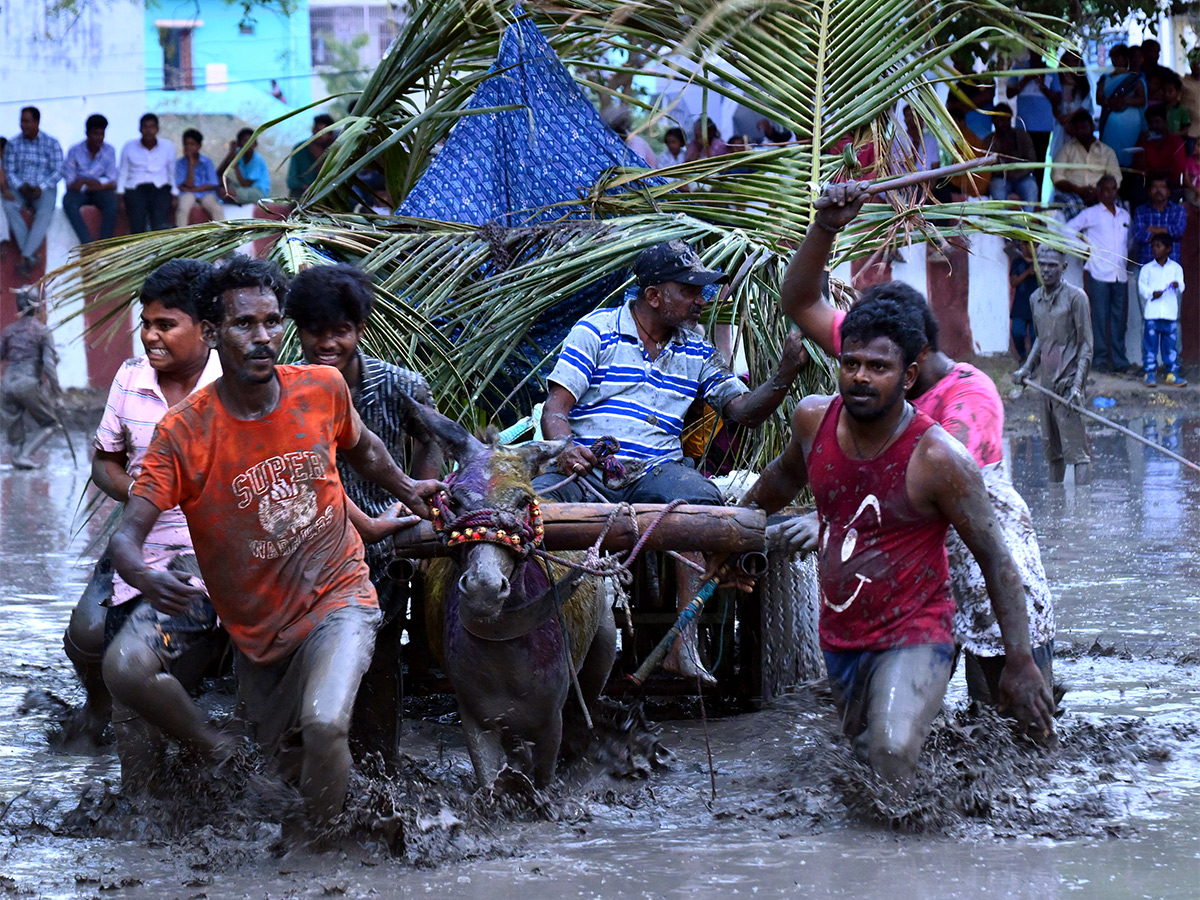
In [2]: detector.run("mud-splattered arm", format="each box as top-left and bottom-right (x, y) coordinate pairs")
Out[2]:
(109, 496), (206, 616)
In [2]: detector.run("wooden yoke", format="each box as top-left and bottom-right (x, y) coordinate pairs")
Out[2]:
(390, 503), (768, 558)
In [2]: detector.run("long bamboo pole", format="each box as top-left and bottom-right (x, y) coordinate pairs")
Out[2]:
(865, 154), (999, 195)
(1021, 378), (1200, 475)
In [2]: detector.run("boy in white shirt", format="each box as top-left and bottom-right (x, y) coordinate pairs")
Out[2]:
(1138, 233), (1188, 387)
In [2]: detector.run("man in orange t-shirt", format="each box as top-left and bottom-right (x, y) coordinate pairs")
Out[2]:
(109, 257), (445, 824)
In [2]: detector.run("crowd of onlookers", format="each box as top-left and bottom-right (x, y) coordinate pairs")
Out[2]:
(611, 40), (1199, 390)
(612, 39), (1199, 216)
(1, 107), (339, 281)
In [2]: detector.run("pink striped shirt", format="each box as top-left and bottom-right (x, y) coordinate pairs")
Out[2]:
(93, 352), (222, 605)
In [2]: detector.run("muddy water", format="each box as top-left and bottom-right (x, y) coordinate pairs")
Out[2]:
(2, 421), (1199, 899)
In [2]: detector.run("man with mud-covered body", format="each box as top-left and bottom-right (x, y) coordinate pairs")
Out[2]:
(1, 285), (60, 469)
(108, 257), (445, 823)
(1012, 248), (1093, 485)
(778, 181), (1057, 710)
(739, 299), (1056, 788)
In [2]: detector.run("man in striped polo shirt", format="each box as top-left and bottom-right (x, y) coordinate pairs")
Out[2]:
(535, 240), (808, 681)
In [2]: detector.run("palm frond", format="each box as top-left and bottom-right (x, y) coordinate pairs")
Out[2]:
(47, 0), (1072, 465)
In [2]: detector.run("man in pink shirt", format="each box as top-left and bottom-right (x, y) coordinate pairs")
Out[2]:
(775, 181), (1056, 709)
(61, 260), (229, 783)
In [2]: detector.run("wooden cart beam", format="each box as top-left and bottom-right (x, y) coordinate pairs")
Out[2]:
(390, 503), (767, 558)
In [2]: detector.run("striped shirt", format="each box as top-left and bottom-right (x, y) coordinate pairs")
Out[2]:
(1131, 201), (1187, 265)
(93, 352), (222, 605)
(4, 130), (63, 191)
(549, 302), (746, 467)
(336, 354), (435, 578)
(62, 141), (118, 188)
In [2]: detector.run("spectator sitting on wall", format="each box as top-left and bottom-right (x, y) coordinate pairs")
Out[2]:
(658, 127), (687, 167)
(1161, 74), (1192, 140)
(1185, 140), (1200, 210)
(685, 118), (728, 162)
(605, 105), (657, 167)
(964, 78), (999, 140)
(1138, 39), (1175, 106)
(117, 113), (176, 234)
(218, 128), (271, 205)
(62, 113), (119, 245)
(174, 129), (224, 228)
(1183, 51), (1200, 151)
(1135, 106), (1187, 194)
(287, 114), (335, 200)
(936, 93), (990, 201)
(2, 106), (63, 279)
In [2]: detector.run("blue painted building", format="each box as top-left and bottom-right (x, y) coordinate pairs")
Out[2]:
(145, 0), (313, 138)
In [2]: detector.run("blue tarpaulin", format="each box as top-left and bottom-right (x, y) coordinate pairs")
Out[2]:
(397, 13), (664, 416)
(398, 14), (659, 225)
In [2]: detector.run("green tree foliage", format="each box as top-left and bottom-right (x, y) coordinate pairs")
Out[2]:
(54, 0), (1076, 455)
(318, 34), (372, 118)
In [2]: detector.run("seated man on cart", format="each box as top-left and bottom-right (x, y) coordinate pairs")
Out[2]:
(533, 240), (808, 681)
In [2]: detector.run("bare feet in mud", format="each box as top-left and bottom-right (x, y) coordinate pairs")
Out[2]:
(53, 704), (112, 752)
(662, 633), (717, 686)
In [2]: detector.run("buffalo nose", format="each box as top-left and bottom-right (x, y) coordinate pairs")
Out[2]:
(458, 571), (511, 602)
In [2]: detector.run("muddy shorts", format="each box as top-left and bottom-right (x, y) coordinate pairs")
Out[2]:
(1, 374), (58, 438)
(104, 595), (227, 728)
(823, 643), (955, 741)
(104, 594), (224, 667)
(234, 603), (380, 766)
(1040, 393), (1090, 465)
(962, 640), (1055, 708)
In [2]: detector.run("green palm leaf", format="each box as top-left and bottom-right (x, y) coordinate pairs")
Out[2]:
(48, 0), (1069, 465)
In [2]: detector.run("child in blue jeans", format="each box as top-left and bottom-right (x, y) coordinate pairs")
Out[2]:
(1137, 233), (1187, 387)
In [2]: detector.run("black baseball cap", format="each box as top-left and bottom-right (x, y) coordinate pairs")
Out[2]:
(633, 240), (729, 288)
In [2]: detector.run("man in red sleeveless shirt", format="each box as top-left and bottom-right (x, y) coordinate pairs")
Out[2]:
(776, 181), (1057, 716)
(741, 299), (1055, 788)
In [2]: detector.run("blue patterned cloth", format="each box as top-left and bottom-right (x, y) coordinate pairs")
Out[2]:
(398, 13), (667, 418)
(399, 15), (662, 226)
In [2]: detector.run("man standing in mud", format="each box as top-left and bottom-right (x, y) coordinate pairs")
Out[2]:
(738, 297), (1055, 789)
(108, 257), (445, 825)
(1012, 248), (1094, 485)
(776, 181), (1057, 710)
(1, 285), (61, 469)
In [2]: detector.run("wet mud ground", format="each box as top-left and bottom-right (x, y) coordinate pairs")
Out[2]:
(1, 417), (1199, 899)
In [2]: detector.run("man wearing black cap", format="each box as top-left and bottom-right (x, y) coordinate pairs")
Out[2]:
(534, 240), (807, 681)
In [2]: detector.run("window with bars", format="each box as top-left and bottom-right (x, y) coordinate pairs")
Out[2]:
(310, 5), (400, 67)
(159, 26), (195, 91)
